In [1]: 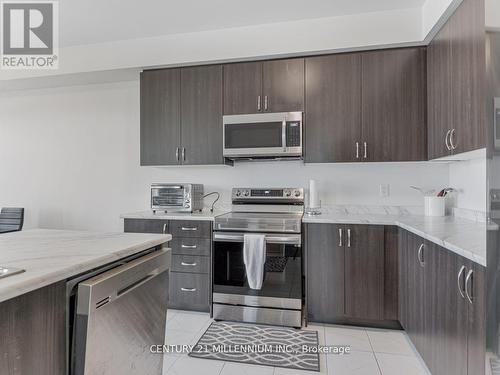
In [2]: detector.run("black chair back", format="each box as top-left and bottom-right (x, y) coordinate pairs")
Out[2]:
(0, 207), (24, 233)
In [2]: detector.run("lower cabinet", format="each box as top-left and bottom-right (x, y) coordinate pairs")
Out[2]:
(306, 223), (398, 325)
(124, 218), (212, 312)
(399, 229), (485, 375)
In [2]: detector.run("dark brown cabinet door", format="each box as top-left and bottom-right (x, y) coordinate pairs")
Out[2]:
(427, 20), (453, 159)
(305, 54), (362, 163)
(361, 48), (427, 162)
(140, 69), (181, 165)
(305, 223), (345, 323)
(467, 262), (486, 375)
(223, 61), (262, 115)
(384, 226), (399, 320)
(262, 58), (304, 112)
(398, 229), (409, 329)
(181, 65), (223, 165)
(344, 225), (385, 320)
(430, 242), (468, 375)
(449, 0), (486, 154)
(427, 0), (486, 159)
(404, 232), (426, 356)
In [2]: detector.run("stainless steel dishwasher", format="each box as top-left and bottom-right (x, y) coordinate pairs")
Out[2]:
(72, 249), (170, 375)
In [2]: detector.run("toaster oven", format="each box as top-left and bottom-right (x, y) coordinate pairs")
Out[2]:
(151, 184), (204, 213)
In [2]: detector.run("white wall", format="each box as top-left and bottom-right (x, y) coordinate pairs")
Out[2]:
(449, 156), (487, 211)
(0, 81), (451, 232)
(486, 0), (500, 30)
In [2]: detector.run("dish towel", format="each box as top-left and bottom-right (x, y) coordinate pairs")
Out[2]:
(243, 234), (266, 290)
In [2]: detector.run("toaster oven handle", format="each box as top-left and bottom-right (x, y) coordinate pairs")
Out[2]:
(152, 185), (183, 190)
(213, 232), (301, 246)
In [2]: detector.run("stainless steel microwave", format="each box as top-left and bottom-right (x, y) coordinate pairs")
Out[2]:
(151, 183), (204, 213)
(223, 112), (303, 160)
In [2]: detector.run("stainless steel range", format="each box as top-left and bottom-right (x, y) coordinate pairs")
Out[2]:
(212, 187), (304, 328)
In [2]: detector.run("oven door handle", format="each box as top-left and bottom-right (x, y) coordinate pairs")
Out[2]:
(213, 232), (301, 245)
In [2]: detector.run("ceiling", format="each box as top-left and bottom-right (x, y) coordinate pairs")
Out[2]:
(59, 0), (426, 47)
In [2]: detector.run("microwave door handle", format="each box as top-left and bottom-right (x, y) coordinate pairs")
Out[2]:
(282, 120), (287, 151)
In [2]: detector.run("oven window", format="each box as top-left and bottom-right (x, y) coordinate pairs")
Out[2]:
(213, 241), (302, 299)
(152, 188), (183, 207)
(224, 122), (283, 149)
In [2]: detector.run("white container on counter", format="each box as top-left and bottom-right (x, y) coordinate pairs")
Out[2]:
(309, 179), (320, 209)
(424, 196), (446, 217)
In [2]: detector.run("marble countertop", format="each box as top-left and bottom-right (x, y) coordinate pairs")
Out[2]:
(0, 229), (171, 303)
(303, 208), (487, 267)
(121, 209), (227, 221)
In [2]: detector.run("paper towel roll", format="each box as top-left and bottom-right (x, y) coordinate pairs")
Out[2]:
(309, 179), (320, 208)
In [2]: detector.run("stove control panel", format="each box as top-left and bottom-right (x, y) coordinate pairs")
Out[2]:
(232, 188), (304, 202)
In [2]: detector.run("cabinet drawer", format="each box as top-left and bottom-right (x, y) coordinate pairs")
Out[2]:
(170, 238), (211, 256)
(171, 255), (209, 274)
(124, 218), (168, 234)
(169, 272), (209, 311)
(170, 220), (211, 239)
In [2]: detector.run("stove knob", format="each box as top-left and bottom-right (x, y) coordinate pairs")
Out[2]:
(285, 190), (291, 197)
(294, 190), (301, 197)
(235, 190), (241, 197)
(244, 190), (250, 197)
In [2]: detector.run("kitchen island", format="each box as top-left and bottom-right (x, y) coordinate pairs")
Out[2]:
(0, 229), (171, 375)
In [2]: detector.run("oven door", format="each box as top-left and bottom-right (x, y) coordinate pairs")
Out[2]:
(212, 232), (302, 309)
(151, 185), (188, 211)
(223, 112), (302, 158)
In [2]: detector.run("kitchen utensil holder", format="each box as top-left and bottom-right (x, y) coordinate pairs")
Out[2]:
(424, 196), (446, 217)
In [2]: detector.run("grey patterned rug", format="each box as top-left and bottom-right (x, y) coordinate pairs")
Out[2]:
(189, 321), (320, 371)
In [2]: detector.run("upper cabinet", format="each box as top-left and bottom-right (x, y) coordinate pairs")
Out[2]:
(223, 58), (304, 115)
(427, 0), (486, 159)
(361, 48), (427, 162)
(140, 65), (223, 166)
(305, 48), (427, 163)
(140, 69), (181, 166)
(181, 65), (223, 165)
(305, 53), (362, 163)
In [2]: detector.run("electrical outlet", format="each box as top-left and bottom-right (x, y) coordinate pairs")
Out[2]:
(380, 184), (390, 198)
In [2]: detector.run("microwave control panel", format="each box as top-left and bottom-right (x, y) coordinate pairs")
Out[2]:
(286, 121), (301, 147)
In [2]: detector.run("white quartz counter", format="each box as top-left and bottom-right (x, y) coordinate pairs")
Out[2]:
(303, 209), (487, 267)
(0, 229), (171, 303)
(121, 209), (227, 221)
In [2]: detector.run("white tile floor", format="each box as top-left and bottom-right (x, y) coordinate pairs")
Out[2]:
(162, 310), (431, 375)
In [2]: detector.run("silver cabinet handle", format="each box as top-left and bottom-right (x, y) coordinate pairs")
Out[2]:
(181, 244), (197, 249)
(264, 95), (269, 111)
(363, 142), (367, 159)
(338, 228), (343, 247)
(445, 130), (451, 151)
(175, 147), (180, 161)
(181, 226), (198, 231)
(347, 228), (351, 248)
(450, 128), (457, 150)
(181, 262), (197, 267)
(356, 142), (360, 159)
(417, 244), (425, 267)
(457, 265), (466, 299)
(257, 95), (261, 111)
(465, 269), (474, 304)
(181, 287), (196, 292)
(162, 223), (167, 234)
(181, 147), (186, 162)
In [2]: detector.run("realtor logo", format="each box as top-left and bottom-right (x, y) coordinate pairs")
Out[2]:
(1, 0), (59, 69)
